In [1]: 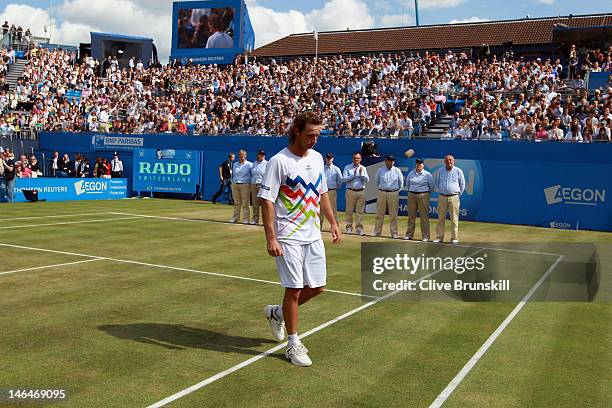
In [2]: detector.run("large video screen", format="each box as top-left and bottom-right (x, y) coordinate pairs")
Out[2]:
(171, 0), (252, 65)
(177, 7), (235, 49)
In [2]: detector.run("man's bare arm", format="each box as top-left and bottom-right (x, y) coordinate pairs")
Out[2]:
(319, 192), (341, 244)
(261, 199), (283, 256)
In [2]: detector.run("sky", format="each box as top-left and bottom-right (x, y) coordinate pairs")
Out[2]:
(1, 0), (610, 62)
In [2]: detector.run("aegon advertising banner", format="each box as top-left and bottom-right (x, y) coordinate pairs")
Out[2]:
(13, 178), (128, 202)
(132, 148), (201, 194)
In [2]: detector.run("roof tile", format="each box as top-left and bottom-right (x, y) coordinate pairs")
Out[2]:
(253, 14), (612, 57)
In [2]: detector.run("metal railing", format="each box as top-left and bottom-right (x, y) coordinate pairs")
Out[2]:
(0, 128), (39, 151)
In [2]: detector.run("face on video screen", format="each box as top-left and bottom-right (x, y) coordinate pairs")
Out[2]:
(177, 7), (235, 49)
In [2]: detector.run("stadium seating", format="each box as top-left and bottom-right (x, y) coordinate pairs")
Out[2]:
(0, 21), (610, 142)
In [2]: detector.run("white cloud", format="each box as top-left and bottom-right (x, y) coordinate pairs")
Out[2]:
(0, 1), (171, 61)
(1, 0), (377, 59)
(419, 0), (467, 9)
(375, 0), (395, 13)
(449, 16), (491, 24)
(246, 5), (310, 48)
(306, 0), (375, 32)
(248, 0), (375, 48)
(0, 4), (55, 38)
(378, 14), (413, 27)
(60, 0), (171, 62)
(387, 0), (466, 9)
(535, 0), (555, 4)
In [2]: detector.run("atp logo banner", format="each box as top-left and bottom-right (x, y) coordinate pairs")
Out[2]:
(133, 148), (202, 194)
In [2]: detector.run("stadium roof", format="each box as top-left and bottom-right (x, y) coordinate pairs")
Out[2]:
(90, 32), (153, 42)
(252, 13), (612, 58)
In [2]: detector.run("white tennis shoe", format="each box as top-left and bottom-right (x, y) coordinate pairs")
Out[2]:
(285, 343), (312, 367)
(264, 305), (285, 341)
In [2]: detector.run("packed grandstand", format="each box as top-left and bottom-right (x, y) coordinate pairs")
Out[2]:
(1, 15), (611, 143)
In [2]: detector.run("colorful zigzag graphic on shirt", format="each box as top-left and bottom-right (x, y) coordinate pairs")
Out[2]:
(278, 173), (323, 236)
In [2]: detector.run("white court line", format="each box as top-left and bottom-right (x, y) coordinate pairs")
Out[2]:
(0, 242), (375, 299)
(146, 251), (484, 408)
(0, 216), (141, 230)
(0, 212), (114, 222)
(111, 212), (247, 225)
(428, 254), (565, 408)
(95, 257), (375, 299)
(0, 242), (105, 259)
(110, 212), (562, 258)
(0, 259), (103, 276)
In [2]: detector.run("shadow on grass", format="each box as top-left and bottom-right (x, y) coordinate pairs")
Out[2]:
(98, 323), (276, 355)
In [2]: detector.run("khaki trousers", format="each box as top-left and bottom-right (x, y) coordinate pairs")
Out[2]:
(345, 189), (365, 231)
(231, 183), (251, 222)
(406, 192), (431, 239)
(374, 190), (399, 236)
(436, 194), (460, 240)
(321, 189), (338, 229)
(250, 184), (261, 223)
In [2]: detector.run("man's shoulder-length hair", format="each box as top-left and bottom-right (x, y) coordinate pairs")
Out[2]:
(288, 111), (322, 143)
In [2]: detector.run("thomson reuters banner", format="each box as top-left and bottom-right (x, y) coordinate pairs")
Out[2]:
(13, 178), (128, 202)
(133, 148), (202, 194)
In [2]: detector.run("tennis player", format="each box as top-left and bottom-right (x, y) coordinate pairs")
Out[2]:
(258, 111), (341, 366)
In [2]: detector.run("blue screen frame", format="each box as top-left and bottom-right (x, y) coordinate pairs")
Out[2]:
(171, 0), (245, 65)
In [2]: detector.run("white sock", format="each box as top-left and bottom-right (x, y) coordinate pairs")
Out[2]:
(274, 305), (284, 321)
(287, 333), (300, 347)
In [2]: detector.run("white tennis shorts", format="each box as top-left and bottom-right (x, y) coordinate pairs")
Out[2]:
(275, 239), (327, 289)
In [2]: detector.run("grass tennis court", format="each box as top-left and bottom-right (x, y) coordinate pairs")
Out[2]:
(0, 199), (610, 407)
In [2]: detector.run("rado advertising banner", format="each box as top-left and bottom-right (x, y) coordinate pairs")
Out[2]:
(132, 148), (202, 194)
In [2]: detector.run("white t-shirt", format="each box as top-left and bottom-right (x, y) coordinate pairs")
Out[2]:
(206, 32), (233, 49)
(258, 147), (327, 244)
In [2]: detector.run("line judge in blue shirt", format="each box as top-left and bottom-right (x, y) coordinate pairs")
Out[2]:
(433, 155), (465, 244)
(322, 153), (343, 230)
(342, 151), (369, 235)
(404, 158), (435, 241)
(373, 155), (404, 238)
(231, 149), (253, 223)
(249, 150), (267, 225)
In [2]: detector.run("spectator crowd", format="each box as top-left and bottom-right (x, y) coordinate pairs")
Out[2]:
(2, 21), (33, 48)
(0, 19), (610, 142)
(0, 145), (123, 202)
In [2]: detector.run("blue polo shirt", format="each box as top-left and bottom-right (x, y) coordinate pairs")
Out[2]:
(375, 166), (404, 191)
(250, 159), (267, 184)
(343, 164), (369, 189)
(433, 166), (465, 195)
(325, 164), (343, 189)
(232, 160), (253, 184)
(405, 169), (434, 193)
